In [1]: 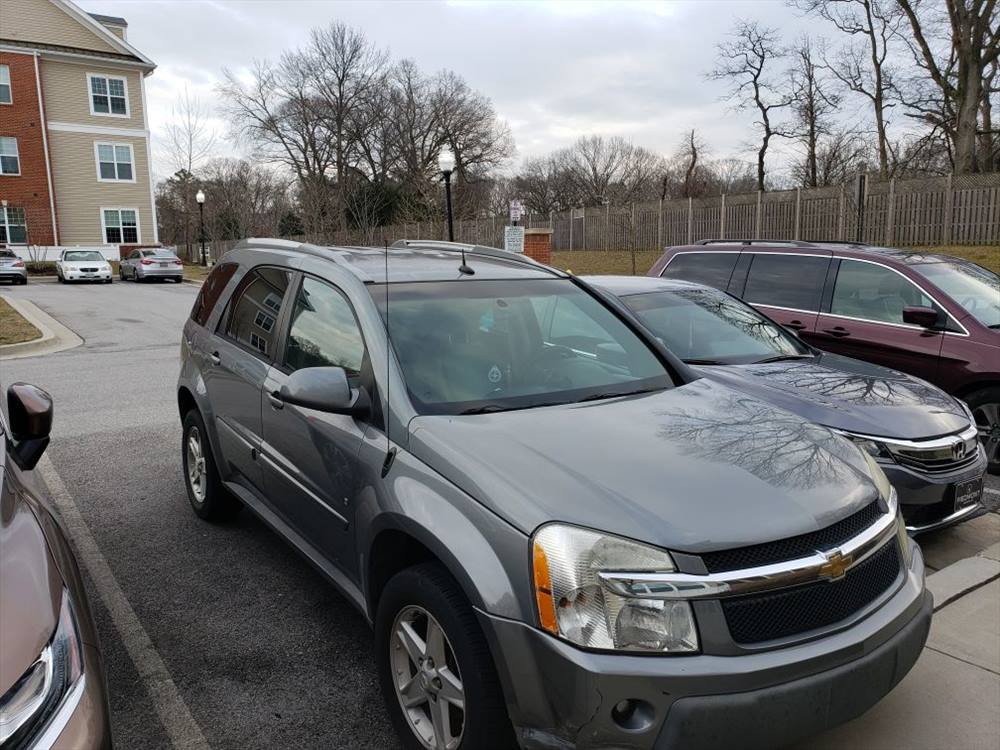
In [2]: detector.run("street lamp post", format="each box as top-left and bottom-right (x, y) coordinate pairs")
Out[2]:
(438, 148), (455, 242)
(195, 189), (206, 266)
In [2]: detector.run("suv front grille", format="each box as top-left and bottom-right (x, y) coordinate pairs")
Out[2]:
(720, 541), (901, 644)
(701, 500), (882, 573)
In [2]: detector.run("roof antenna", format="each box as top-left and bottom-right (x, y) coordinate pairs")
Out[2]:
(381, 238), (396, 478)
(458, 244), (475, 276)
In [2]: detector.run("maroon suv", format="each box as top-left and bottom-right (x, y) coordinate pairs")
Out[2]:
(649, 241), (1000, 474)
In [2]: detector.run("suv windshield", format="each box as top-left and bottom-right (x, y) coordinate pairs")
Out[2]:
(63, 251), (105, 262)
(915, 261), (1000, 329)
(372, 279), (672, 415)
(622, 287), (810, 365)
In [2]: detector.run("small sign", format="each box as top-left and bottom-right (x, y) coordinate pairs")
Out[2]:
(504, 225), (525, 254)
(509, 199), (524, 224)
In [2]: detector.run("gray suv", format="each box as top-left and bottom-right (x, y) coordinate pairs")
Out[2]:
(177, 239), (931, 750)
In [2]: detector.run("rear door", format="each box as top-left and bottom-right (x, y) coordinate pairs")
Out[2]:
(260, 274), (371, 569)
(737, 251), (832, 342)
(812, 258), (945, 381)
(204, 266), (292, 495)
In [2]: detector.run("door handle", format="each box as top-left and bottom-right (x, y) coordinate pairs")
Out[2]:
(822, 327), (851, 338)
(267, 391), (284, 410)
(786, 320), (807, 331)
(209, 351), (221, 366)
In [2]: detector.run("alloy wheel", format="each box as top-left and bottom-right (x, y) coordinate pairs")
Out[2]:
(390, 605), (465, 750)
(186, 427), (207, 504)
(973, 401), (1000, 465)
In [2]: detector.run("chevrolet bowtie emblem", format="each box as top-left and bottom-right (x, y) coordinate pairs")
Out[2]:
(818, 549), (853, 581)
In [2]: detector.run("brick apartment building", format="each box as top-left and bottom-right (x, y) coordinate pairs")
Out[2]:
(0, 0), (157, 259)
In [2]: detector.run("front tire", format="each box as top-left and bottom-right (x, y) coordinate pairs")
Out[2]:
(967, 387), (1000, 474)
(376, 563), (514, 750)
(181, 409), (241, 520)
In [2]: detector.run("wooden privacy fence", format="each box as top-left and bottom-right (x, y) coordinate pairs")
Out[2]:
(203, 172), (1000, 260)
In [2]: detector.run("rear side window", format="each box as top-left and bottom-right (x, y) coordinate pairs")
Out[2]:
(283, 277), (366, 378)
(224, 267), (291, 357)
(191, 262), (238, 327)
(660, 253), (739, 290)
(744, 254), (829, 311)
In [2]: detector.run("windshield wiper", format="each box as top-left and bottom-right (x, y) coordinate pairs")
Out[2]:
(752, 354), (815, 364)
(459, 401), (566, 415)
(683, 358), (724, 365)
(575, 387), (662, 404)
(988, 324), (1000, 330)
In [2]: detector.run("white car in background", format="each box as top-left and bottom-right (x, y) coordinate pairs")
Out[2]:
(56, 249), (113, 284)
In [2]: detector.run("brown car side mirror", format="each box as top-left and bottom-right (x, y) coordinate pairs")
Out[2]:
(6, 383), (53, 470)
(902, 306), (942, 330)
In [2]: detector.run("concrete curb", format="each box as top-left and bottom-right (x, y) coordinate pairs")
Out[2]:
(925, 554), (1000, 611)
(0, 296), (84, 359)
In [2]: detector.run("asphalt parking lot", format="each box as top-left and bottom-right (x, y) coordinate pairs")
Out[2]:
(1, 277), (998, 750)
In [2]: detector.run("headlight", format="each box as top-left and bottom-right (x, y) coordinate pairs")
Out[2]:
(835, 430), (893, 461)
(861, 450), (893, 502)
(532, 524), (698, 653)
(0, 591), (84, 745)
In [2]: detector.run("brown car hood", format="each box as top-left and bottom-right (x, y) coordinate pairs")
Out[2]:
(0, 472), (62, 695)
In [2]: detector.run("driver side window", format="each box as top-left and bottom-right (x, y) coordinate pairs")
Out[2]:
(282, 277), (366, 380)
(831, 260), (933, 325)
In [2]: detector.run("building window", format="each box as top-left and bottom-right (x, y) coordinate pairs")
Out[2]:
(102, 208), (139, 244)
(0, 206), (27, 244)
(88, 73), (129, 117)
(0, 137), (19, 175)
(0, 65), (11, 105)
(95, 142), (134, 181)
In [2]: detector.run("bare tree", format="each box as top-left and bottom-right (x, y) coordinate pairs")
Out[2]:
(896, 0), (1000, 174)
(788, 37), (841, 186)
(795, 0), (904, 178)
(708, 21), (792, 190)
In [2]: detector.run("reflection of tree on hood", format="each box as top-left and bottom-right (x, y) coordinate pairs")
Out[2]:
(656, 388), (860, 490)
(748, 361), (957, 411)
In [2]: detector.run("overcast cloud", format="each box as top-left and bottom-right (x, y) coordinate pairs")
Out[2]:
(79, 1), (848, 179)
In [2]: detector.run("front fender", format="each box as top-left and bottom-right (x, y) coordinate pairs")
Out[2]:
(355, 441), (533, 624)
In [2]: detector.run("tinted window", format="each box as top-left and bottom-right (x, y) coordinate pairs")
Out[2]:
(284, 278), (366, 378)
(191, 262), (238, 327)
(744, 254), (829, 311)
(832, 260), (933, 325)
(661, 253), (739, 290)
(371, 279), (671, 415)
(223, 267), (290, 357)
(623, 287), (807, 364)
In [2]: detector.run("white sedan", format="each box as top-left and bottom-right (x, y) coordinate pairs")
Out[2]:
(56, 250), (113, 284)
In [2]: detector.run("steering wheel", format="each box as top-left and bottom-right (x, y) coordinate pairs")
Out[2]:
(524, 345), (578, 387)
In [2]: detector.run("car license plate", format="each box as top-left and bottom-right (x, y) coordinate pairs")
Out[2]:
(955, 477), (983, 509)
(160, 262), (169, 267)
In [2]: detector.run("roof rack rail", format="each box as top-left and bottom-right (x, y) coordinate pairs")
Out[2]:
(694, 239), (821, 247)
(390, 239), (565, 276)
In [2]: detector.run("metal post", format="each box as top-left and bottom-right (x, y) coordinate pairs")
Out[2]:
(199, 201), (206, 266)
(755, 190), (762, 239)
(443, 172), (454, 242)
(794, 187), (802, 241)
(854, 173), (867, 243)
(687, 197), (693, 244)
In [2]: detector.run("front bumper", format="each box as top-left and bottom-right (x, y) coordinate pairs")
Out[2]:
(39, 643), (112, 750)
(481, 544), (929, 750)
(883, 454), (988, 534)
(64, 271), (112, 282)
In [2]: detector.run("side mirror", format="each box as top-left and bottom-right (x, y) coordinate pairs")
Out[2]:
(278, 367), (367, 416)
(6, 383), (53, 470)
(902, 306), (942, 330)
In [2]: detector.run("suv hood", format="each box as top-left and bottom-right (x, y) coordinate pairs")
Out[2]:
(694, 352), (969, 439)
(408, 379), (879, 553)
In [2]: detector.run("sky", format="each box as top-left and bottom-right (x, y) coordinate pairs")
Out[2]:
(78, 0), (835, 180)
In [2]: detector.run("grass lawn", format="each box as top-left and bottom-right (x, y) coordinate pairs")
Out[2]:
(183, 263), (212, 282)
(0, 297), (42, 346)
(551, 246), (998, 276)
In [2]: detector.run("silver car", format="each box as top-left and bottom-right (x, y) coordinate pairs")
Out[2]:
(56, 250), (113, 283)
(0, 249), (27, 284)
(120, 248), (184, 282)
(177, 239), (930, 750)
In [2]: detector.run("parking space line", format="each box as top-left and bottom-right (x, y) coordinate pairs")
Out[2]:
(37, 455), (210, 750)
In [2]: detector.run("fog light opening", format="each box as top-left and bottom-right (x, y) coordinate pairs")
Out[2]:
(610, 698), (655, 732)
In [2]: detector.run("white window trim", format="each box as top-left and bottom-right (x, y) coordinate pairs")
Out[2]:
(94, 141), (136, 183)
(100, 207), (141, 245)
(86, 72), (130, 119)
(0, 136), (20, 176)
(0, 64), (11, 105)
(0, 206), (28, 245)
